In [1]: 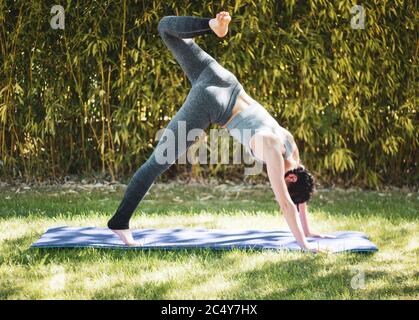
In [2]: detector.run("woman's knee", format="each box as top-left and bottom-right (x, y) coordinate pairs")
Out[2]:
(157, 16), (172, 35)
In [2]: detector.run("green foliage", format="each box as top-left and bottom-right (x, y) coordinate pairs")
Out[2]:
(0, 0), (417, 187)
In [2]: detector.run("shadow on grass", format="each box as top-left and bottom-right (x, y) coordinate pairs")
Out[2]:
(223, 255), (416, 299)
(0, 284), (23, 300)
(92, 281), (173, 300)
(310, 191), (418, 222)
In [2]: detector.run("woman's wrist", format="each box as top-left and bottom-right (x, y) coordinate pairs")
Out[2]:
(299, 240), (311, 249)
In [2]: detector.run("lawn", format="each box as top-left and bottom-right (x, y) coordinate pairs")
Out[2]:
(0, 182), (417, 299)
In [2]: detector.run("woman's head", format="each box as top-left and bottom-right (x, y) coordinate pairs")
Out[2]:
(284, 166), (315, 204)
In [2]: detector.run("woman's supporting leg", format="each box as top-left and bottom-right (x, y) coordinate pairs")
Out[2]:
(157, 16), (217, 85)
(107, 85), (211, 230)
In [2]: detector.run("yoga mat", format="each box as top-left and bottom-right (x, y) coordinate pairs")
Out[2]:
(31, 227), (378, 253)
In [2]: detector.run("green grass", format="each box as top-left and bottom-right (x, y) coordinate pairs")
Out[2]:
(0, 182), (418, 300)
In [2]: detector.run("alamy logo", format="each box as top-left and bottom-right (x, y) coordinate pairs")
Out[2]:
(152, 122), (264, 176)
(50, 5), (65, 30)
(350, 267), (366, 289)
(49, 265), (66, 291)
(350, 5), (365, 29)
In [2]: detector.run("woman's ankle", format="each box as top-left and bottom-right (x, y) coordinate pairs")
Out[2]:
(107, 219), (129, 230)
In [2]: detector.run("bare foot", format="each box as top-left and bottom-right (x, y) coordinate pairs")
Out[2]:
(209, 11), (231, 38)
(110, 229), (143, 247)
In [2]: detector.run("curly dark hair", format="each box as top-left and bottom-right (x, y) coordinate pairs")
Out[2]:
(285, 167), (315, 204)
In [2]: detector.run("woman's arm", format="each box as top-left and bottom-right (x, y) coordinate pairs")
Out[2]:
(250, 132), (313, 250)
(297, 202), (311, 236)
(298, 202), (336, 239)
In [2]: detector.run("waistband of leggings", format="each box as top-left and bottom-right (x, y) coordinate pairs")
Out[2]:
(218, 83), (244, 126)
(225, 100), (261, 131)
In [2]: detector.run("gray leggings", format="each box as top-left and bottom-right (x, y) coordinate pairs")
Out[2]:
(108, 16), (244, 229)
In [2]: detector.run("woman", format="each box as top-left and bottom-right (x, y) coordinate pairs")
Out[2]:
(107, 12), (334, 251)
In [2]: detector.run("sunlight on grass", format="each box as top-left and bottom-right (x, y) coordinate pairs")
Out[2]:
(0, 183), (417, 299)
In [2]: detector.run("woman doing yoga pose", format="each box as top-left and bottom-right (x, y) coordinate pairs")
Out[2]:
(107, 12), (334, 252)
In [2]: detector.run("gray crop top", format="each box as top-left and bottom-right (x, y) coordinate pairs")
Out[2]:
(225, 101), (294, 163)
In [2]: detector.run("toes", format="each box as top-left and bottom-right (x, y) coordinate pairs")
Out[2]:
(219, 12), (231, 21)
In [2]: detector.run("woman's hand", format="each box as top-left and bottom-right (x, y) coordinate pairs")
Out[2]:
(305, 232), (336, 239)
(301, 243), (331, 254)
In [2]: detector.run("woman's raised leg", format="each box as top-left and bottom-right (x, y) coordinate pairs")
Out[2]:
(108, 13), (232, 245)
(157, 13), (231, 84)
